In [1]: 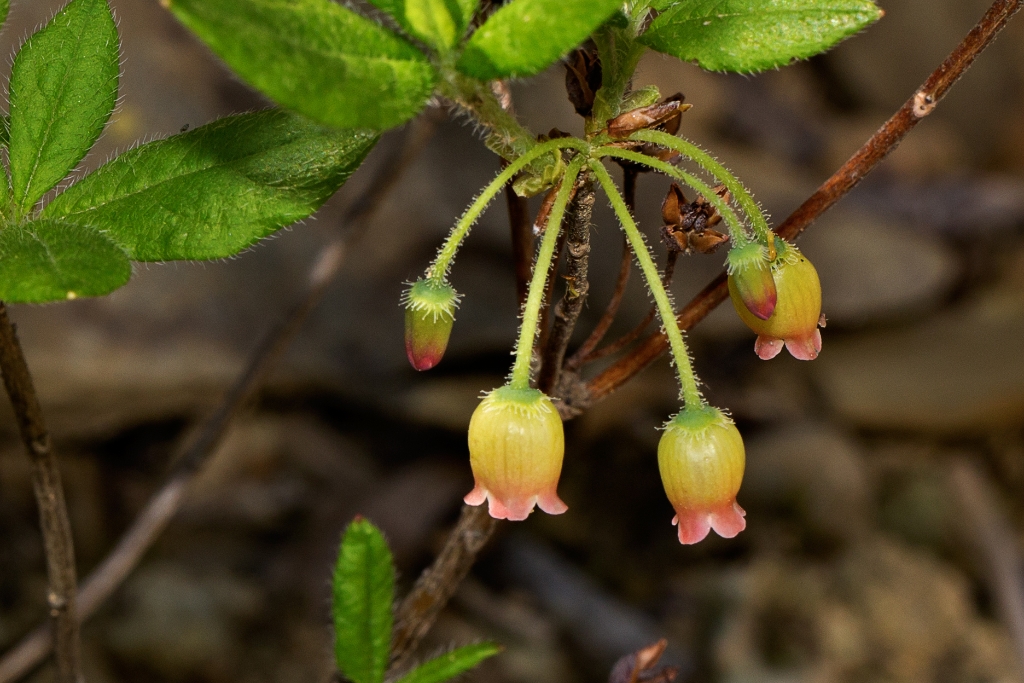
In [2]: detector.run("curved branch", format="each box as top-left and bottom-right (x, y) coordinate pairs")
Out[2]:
(586, 0), (1023, 402)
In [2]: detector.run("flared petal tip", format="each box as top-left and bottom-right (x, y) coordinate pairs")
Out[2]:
(464, 486), (567, 521)
(672, 501), (747, 545)
(784, 328), (822, 361)
(754, 335), (784, 360)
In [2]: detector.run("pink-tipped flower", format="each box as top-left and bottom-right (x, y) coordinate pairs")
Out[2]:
(465, 386), (568, 521)
(403, 279), (459, 371)
(729, 242), (823, 361)
(658, 407), (746, 545)
(727, 242), (777, 320)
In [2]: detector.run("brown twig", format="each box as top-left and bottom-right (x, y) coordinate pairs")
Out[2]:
(565, 166), (638, 371)
(0, 115), (439, 683)
(948, 459), (1024, 674)
(494, 81), (535, 307)
(586, 0), (1023, 402)
(0, 305), (81, 683)
(388, 505), (499, 675)
(538, 176), (596, 393)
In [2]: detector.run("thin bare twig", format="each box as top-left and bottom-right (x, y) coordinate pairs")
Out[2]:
(948, 459), (1024, 675)
(538, 176), (596, 393)
(565, 166), (639, 371)
(388, 505), (499, 675)
(586, 0), (1024, 402)
(0, 305), (81, 683)
(0, 115), (439, 683)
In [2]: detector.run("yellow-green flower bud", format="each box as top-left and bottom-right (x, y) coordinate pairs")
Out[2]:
(465, 386), (567, 521)
(727, 242), (777, 320)
(729, 241), (822, 360)
(658, 407), (746, 544)
(403, 279), (459, 371)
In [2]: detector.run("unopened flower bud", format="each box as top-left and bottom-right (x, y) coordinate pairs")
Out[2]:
(658, 407), (746, 545)
(729, 242), (822, 360)
(727, 242), (777, 320)
(465, 386), (568, 521)
(403, 279), (459, 371)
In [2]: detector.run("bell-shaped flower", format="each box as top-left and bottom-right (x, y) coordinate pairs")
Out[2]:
(658, 407), (746, 544)
(403, 279), (459, 371)
(465, 386), (568, 521)
(729, 242), (822, 360)
(727, 242), (777, 320)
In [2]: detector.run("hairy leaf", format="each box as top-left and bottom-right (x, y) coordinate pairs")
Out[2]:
(394, 643), (501, 683)
(169, 0), (437, 130)
(333, 518), (394, 683)
(8, 0), (119, 211)
(43, 110), (377, 261)
(456, 0), (623, 79)
(371, 0), (471, 50)
(641, 0), (882, 73)
(0, 219), (130, 303)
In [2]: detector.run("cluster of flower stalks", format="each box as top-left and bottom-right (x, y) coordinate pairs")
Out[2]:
(402, 116), (824, 544)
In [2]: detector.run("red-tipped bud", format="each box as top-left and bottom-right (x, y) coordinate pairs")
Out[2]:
(465, 386), (568, 521)
(658, 407), (746, 545)
(728, 242), (823, 361)
(403, 279), (459, 371)
(727, 243), (777, 320)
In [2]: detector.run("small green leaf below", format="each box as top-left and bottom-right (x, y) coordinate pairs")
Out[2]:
(333, 518), (394, 683)
(394, 643), (501, 683)
(640, 0), (883, 73)
(370, 0), (471, 51)
(8, 0), (119, 211)
(42, 109), (378, 261)
(169, 0), (437, 130)
(0, 219), (130, 303)
(456, 0), (624, 79)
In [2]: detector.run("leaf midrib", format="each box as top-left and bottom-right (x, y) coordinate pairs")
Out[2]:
(18, 8), (95, 210)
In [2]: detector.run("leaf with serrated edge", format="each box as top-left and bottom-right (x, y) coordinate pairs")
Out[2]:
(394, 643), (501, 683)
(42, 110), (377, 261)
(9, 0), (119, 211)
(456, 0), (624, 79)
(640, 0), (882, 73)
(333, 518), (394, 683)
(169, 0), (436, 130)
(0, 219), (130, 303)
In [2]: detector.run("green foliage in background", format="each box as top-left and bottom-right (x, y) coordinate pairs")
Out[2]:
(0, 0), (377, 303)
(332, 518), (499, 683)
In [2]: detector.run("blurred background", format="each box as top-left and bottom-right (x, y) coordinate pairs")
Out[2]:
(3, 0), (1024, 681)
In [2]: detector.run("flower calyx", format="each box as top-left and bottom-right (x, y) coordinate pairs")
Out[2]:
(657, 406), (746, 545)
(403, 278), (460, 371)
(729, 240), (823, 360)
(465, 386), (568, 521)
(661, 183), (730, 255)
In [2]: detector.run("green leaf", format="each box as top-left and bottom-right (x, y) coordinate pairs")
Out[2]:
(640, 0), (883, 73)
(168, 0), (437, 130)
(0, 0), (9, 32)
(0, 115), (9, 150)
(0, 219), (130, 303)
(8, 0), (119, 211)
(42, 110), (377, 261)
(456, 0), (624, 79)
(370, 0), (469, 50)
(332, 518), (394, 683)
(394, 643), (501, 683)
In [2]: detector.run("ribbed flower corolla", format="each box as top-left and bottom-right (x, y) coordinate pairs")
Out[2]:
(403, 279), (459, 371)
(465, 386), (568, 521)
(658, 407), (746, 544)
(729, 243), (822, 360)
